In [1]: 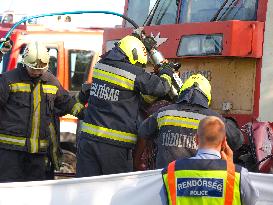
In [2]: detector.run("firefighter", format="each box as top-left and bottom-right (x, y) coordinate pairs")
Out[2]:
(0, 38), (12, 63)
(162, 116), (258, 205)
(0, 42), (85, 182)
(135, 74), (244, 169)
(76, 35), (175, 177)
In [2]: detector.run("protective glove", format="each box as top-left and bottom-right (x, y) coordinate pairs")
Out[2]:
(166, 62), (181, 71)
(81, 82), (91, 94)
(132, 28), (157, 52)
(158, 62), (183, 100)
(158, 62), (175, 77)
(77, 82), (91, 104)
(76, 108), (85, 120)
(142, 36), (157, 52)
(0, 38), (12, 54)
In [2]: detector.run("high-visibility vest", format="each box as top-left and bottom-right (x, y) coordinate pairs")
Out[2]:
(162, 159), (242, 205)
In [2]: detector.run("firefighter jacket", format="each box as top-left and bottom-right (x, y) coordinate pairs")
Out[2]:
(138, 88), (244, 168)
(162, 159), (242, 205)
(79, 47), (173, 149)
(0, 65), (84, 154)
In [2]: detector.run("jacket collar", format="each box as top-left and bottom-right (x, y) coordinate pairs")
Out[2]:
(176, 87), (209, 108)
(196, 148), (221, 159)
(101, 46), (130, 63)
(18, 64), (50, 82)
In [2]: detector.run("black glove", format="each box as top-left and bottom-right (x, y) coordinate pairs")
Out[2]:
(158, 63), (183, 91)
(167, 62), (181, 71)
(78, 83), (91, 104)
(77, 108), (85, 120)
(132, 28), (157, 51)
(158, 63), (175, 77)
(142, 36), (157, 52)
(81, 82), (91, 94)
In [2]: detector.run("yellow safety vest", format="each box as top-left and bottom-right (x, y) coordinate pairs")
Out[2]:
(162, 159), (242, 205)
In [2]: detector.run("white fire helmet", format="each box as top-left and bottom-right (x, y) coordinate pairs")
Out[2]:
(22, 42), (50, 70)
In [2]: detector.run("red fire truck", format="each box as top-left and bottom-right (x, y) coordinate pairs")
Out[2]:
(103, 0), (273, 172)
(0, 22), (103, 174)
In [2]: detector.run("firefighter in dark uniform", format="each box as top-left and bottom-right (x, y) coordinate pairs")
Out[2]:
(76, 35), (175, 177)
(135, 74), (244, 169)
(0, 38), (12, 64)
(0, 42), (85, 182)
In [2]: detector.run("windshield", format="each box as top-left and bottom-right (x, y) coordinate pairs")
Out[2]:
(126, 0), (158, 27)
(180, 0), (258, 23)
(126, 0), (178, 27)
(149, 0), (178, 25)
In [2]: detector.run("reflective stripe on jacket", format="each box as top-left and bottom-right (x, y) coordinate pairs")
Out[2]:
(0, 66), (84, 153)
(157, 110), (206, 129)
(80, 51), (171, 148)
(162, 159), (242, 205)
(138, 102), (242, 169)
(93, 63), (136, 91)
(81, 122), (137, 145)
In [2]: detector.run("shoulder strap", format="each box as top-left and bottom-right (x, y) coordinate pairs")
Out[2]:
(224, 159), (236, 205)
(167, 161), (176, 205)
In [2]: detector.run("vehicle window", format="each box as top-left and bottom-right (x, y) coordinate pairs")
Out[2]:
(69, 50), (94, 91)
(125, 0), (157, 27)
(0, 51), (11, 73)
(16, 44), (26, 68)
(47, 48), (58, 76)
(2, 14), (14, 24)
(126, 0), (178, 26)
(0, 59), (2, 73)
(0, 56), (4, 73)
(180, 0), (258, 23)
(150, 0), (178, 25)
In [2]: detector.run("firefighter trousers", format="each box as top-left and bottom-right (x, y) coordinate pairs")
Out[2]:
(76, 137), (133, 177)
(0, 148), (48, 182)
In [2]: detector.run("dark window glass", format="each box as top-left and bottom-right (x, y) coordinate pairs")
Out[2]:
(126, 0), (157, 27)
(47, 48), (58, 76)
(0, 51), (11, 73)
(126, 0), (178, 26)
(15, 44), (26, 70)
(149, 0), (178, 25)
(69, 50), (94, 91)
(180, 0), (258, 23)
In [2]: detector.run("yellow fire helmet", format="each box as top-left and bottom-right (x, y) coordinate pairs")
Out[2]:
(118, 35), (148, 65)
(179, 74), (212, 105)
(22, 42), (50, 70)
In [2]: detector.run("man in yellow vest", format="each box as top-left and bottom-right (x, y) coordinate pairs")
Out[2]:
(162, 116), (258, 205)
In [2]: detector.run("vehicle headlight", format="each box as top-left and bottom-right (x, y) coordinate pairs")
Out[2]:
(177, 34), (223, 56)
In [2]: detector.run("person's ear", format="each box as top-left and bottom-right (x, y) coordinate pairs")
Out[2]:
(221, 136), (227, 150)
